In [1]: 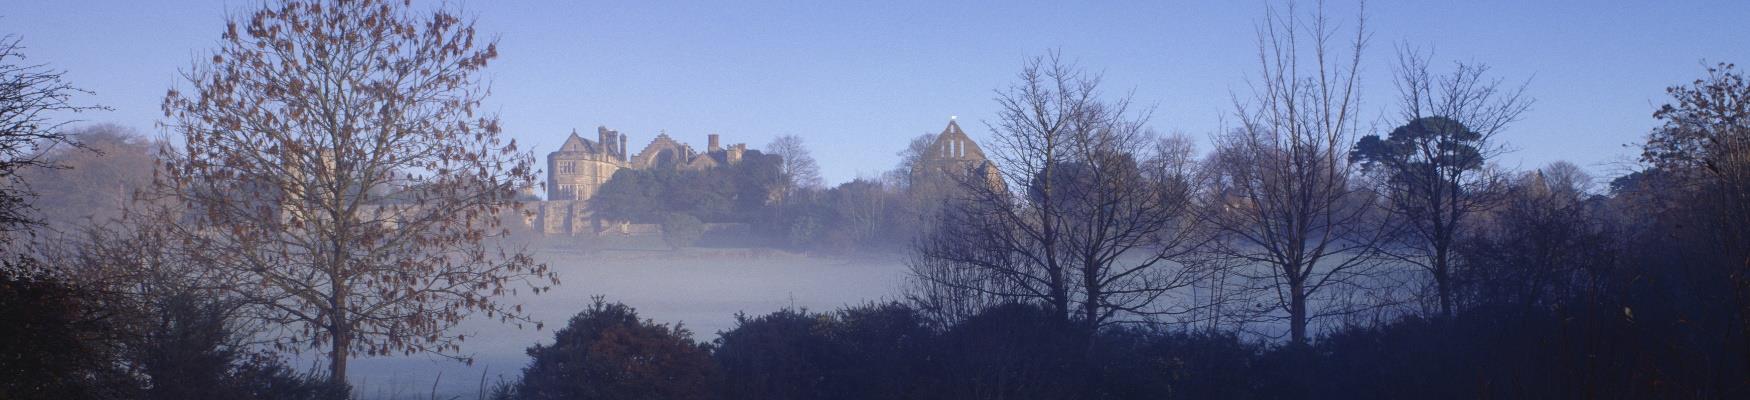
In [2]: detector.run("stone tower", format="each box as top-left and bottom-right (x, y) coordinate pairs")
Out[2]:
(546, 126), (630, 201)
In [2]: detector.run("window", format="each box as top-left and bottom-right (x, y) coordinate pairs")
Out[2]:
(560, 161), (577, 174)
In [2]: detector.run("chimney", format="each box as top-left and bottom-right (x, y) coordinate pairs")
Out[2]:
(597, 127), (613, 155)
(708, 134), (721, 152)
(619, 135), (628, 161)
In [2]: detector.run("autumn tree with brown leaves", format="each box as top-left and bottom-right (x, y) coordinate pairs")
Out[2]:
(158, 0), (556, 384)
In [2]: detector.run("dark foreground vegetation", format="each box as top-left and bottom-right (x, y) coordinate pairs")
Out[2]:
(4, 0), (1750, 399)
(487, 292), (1744, 400)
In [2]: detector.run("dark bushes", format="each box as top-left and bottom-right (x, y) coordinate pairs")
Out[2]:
(500, 298), (719, 400)
(0, 268), (133, 400)
(496, 296), (1750, 399)
(0, 268), (346, 400)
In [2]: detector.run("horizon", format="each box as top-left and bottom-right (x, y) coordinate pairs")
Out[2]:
(8, 1), (1747, 186)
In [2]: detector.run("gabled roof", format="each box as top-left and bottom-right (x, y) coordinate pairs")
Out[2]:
(557, 130), (596, 153)
(930, 118), (987, 161)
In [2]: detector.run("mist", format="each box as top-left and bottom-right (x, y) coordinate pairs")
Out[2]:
(4, 1), (1749, 399)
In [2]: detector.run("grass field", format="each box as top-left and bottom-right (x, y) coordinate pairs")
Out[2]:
(341, 236), (910, 398)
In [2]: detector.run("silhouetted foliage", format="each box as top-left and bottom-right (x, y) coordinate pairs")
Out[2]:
(502, 298), (718, 400)
(713, 308), (835, 400)
(133, 293), (349, 400)
(1, 265), (347, 400)
(0, 267), (133, 400)
(930, 303), (1089, 399)
(1093, 328), (1262, 399)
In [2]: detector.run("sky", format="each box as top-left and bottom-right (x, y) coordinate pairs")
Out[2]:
(4, 0), (1747, 186)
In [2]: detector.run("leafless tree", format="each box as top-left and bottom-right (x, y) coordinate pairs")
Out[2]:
(892, 132), (938, 188)
(1350, 48), (1531, 318)
(0, 34), (106, 241)
(767, 134), (822, 201)
(157, 0), (557, 384)
(1204, 1), (1388, 344)
(908, 52), (1211, 330)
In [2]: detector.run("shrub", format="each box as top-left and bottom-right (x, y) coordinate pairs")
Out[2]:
(930, 303), (1087, 400)
(0, 268), (135, 400)
(503, 297), (718, 400)
(713, 308), (832, 400)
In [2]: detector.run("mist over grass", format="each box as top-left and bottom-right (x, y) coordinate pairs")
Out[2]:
(340, 236), (909, 397)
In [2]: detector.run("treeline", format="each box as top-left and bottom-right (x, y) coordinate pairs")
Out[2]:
(585, 135), (934, 252)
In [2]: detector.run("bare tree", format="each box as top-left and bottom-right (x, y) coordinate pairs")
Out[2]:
(1205, 2), (1387, 344)
(908, 53), (1210, 330)
(1350, 48), (1531, 318)
(157, 0), (556, 384)
(893, 132), (938, 189)
(767, 134), (822, 202)
(0, 34), (105, 240)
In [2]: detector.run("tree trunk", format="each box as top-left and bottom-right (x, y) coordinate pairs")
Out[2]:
(1050, 281), (1070, 324)
(329, 282), (350, 385)
(1082, 291), (1100, 329)
(329, 325), (349, 384)
(1290, 281), (1309, 344)
(1435, 246), (1454, 319)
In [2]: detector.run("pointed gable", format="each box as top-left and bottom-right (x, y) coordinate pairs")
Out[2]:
(930, 118), (987, 161)
(558, 130), (596, 153)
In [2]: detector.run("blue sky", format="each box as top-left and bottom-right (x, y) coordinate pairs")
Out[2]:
(5, 0), (1746, 184)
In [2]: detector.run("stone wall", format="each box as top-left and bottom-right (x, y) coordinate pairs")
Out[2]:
(518, 200), (758, 238)
(530, 200), (592, 236)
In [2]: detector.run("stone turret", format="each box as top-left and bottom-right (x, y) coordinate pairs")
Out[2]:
(708, 134), (722, 152)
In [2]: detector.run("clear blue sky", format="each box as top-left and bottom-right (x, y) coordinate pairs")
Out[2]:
(5, 0), (1746, 185)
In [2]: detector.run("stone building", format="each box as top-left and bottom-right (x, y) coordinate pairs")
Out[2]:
(630, 132), (747, 171)
(911, 118), (1002, 192)
(547, 127), (753, 203)
(537, 126), (751, 235)
(547, 127), (630, 201)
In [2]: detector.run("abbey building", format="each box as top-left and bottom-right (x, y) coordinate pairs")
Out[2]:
(546, 127), (749, 202)
(531, 118), (992, 236)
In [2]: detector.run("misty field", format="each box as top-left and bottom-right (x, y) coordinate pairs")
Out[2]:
(344, 237), (907, 397)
